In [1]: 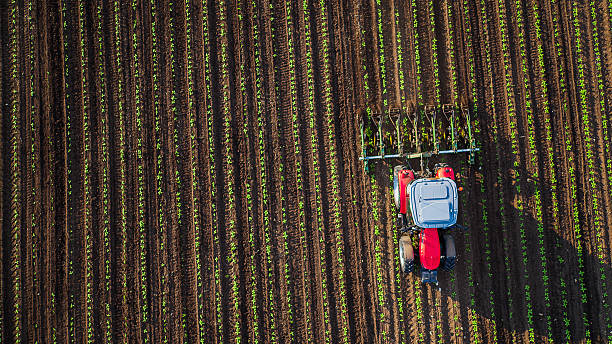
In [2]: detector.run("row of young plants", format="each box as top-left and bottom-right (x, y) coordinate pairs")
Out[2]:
(410, 0), (423, 105)
(130, 0), (150, 341)
(549, 0), (572, 339)
(287, 0), (313, 339)
(372, 5), (390, 339)
(392, 7), (407, 342)
(560, 3), (591, 329)
(496, 1), (521, 341)
(572, 2), (608, 340)
(234, 0), (260, 341)
(316, 0), (349, 341)
(302, 0), (331, 340)
(94, 1), (113, 340)
(374, 0), (387, 109)
(167, 1), (192, 339)
(405, 3), (426, 340)
(269, 2), (296, 338)
(199, 0), (223, 341)
(428, 0), (440, 105)
(462, 0), (480, 343)
(460, 0), (480, 341)
(217, 0), (242, 340)
(251, 1), (278, 341)
(148, 0), (170, 340)
(77, 1), (94, 341)
(586, 2), (612, 338)
(8, 0), (22, 341)
(183, 0), (207, 341)
(443, 2), (463, 340)
(503, 1), (537, 341)
(61, 2), (76, 341)
(513, 0), (551, 340)
(112, 0), (129, 338)
(26, 0), (41, 341)
(528, 1), (566, 339)
(236, 0), (260, 341)
(446, 2), (457, 103)
(473, 1), (497, 341)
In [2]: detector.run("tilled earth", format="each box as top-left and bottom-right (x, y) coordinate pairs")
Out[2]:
(1, 0), (611, 343)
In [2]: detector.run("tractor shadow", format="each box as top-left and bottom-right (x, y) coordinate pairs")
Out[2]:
(366, 150), (610, 343)
(428, 150), (612, 343)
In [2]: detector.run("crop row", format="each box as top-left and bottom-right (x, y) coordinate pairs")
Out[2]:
(572, 1), (608, 339)
(474, 1), (497, 341)
(148, 0), (170, 340)
(283, 0), (311, 339)
(94, 1), (113, 340)
(8, 0), (22, 341)
(77, 1), (94, 341)
(528, 0), (565, 338)
(372, 4), (392, 339)
(26, 0), (40, 341)
(251, 0), (278, 341)
(269, 2), (296, 338)
(301, 0), (333, 341)
(444, 2), (463, 340)
(113, 0), (129, 338)
(61, 2), (76, 341)
(512, 0), (548, 340)
(135, 0), (151, 341)
(496, 1), (521, 341)
(392, 7), (407, 342)
(586, 2), (612, 338)
(235, 0), (260, 342)
(214, 0), (242, 339)
(199, 0), (224, 341)
(235, 1), (260, 332)
(428, 0), (439, 104)
(549, 0), (572, 339)
(411, 0), (422, 105)
(460, 0), (479, 341)
(317, 0), (349, 341)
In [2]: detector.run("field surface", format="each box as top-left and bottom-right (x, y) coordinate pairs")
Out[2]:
(1, 0), (612, 343)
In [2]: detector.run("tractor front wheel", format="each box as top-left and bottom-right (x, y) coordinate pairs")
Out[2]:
(399, 235), (414, 273)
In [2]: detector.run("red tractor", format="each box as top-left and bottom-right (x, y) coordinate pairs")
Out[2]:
(359, 105), (478, 284)
(394, 163), (468, 284)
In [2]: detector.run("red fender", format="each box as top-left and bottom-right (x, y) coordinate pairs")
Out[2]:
(419, 228), (441, 270)
(436, 166), (455, 180)
(398, 169), (415, 214)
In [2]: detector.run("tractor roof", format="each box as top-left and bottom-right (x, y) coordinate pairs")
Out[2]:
(409, 178), (458, 228)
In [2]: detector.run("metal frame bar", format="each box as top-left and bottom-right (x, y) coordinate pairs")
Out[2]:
(359, 148), (480, 161)
(359, 105), (479, 170)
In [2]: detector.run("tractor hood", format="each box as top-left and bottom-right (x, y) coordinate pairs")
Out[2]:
(409, 178), (458, 228)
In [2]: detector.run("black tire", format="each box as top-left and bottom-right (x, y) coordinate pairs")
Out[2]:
(393, 165), (406, 210)
(441, 233), (456, 272)
(399, 236), (414, 273)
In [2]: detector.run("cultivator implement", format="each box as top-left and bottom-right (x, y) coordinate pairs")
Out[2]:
(359, 105), (479, 171)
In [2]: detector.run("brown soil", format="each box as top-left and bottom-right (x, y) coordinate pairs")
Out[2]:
(1, 0), (611, 343)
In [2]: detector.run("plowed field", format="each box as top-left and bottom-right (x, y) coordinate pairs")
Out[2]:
(1, 0), (611, 343)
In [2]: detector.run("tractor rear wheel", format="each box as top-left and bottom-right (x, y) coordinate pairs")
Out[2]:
(399, 235), (414, 273)
(393, 165), (406, 210)
(441, 233), (456, 272)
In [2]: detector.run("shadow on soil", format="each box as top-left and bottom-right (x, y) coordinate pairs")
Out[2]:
(370, 153), (611, 343)
(439, 157), (610, 343)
